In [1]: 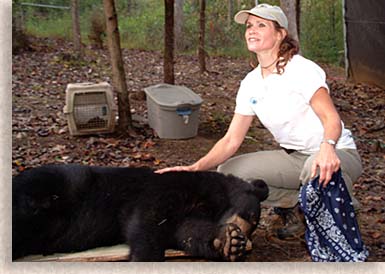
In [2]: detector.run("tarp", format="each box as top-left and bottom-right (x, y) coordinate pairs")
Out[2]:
(344, 0), (385, 88)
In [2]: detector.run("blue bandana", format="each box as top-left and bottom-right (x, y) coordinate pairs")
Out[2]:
(299, 170), (369, 262)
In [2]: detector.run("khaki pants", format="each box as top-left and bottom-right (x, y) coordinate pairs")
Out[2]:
(217, 149), (362, 209)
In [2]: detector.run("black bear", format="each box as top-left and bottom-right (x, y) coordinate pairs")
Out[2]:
(12, 164), (268, 261)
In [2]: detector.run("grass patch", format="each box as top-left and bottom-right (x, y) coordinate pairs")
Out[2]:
(25, 13), (72, 39)
(118, 11), (164, 50)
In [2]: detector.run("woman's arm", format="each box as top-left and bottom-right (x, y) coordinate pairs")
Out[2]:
(310, 87), (342, 186)
(155, 113), (254, 173)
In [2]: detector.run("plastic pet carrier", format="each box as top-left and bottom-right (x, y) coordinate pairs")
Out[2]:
(63, 82), (117, 136)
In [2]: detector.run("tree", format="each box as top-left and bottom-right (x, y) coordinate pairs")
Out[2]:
(198, 0), (206, 73)
(126, 0), (137, 15)
(174, 0), (185, 51)
(164, 0), (175, 84)
(227, 0), (234, 28)
(12, 0), (29, 54)
(103, 0), (132, 131)
(71, 0), (82, 57)
(280, 0), (300, 42)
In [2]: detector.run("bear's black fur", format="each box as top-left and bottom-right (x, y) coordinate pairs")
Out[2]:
(12, 164), (268, 261)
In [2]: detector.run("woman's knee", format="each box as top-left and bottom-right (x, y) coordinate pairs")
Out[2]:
(218, 150), (303, 189)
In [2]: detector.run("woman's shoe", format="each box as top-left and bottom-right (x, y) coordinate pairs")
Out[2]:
(273, 204), (306, 240)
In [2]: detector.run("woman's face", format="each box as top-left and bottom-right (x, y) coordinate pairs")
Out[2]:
(245, 15), (285, 55)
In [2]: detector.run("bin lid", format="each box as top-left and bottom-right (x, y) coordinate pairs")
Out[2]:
(144, 84), (203, 108)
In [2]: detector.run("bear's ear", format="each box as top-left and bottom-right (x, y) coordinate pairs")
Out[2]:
(250, 180), (269, 202)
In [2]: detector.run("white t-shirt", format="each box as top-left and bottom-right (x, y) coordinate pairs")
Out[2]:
(235, 54), (356, 154)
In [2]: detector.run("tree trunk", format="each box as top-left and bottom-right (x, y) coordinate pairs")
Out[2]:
(296, 0), (300, 39)
(174, 0), (185, 51)
(329, 0), (336, 50)
(127, 0), (137, 15)
(280, 0), (300, 42)
(198, 0), (206, 73)
(103, 0), (132, 132)
(164, 0), (175, 84)
(71, 0), (82, 57)
(227, 0), (234, 28)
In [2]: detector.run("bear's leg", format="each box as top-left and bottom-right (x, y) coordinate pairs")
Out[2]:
(223, 180), (268, 238)
(221, 199), (262, 238)
(127, 231), (165, 262)
(175, 218), (248, 261)
(122, 210), (168, 262)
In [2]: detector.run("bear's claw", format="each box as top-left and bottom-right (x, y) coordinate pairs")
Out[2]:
(213, 223), (248, 261)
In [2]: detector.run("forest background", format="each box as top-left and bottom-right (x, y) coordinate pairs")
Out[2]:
(13, 0), (344, 65)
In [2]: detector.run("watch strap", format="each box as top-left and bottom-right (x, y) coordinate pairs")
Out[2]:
(322, 139), (336, 146)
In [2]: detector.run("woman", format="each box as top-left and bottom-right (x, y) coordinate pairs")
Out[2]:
(157, 4), (362, 239)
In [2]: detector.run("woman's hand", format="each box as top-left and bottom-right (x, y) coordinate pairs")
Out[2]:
(155, 165), (197, 174)
(309, 87), (342, 187)
(311, 143), (341, 187)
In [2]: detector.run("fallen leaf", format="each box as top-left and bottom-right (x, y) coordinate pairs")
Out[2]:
(370, 232), (382, 239)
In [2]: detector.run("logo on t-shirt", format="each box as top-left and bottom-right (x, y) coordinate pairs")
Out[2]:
(250, 97), (258, 105)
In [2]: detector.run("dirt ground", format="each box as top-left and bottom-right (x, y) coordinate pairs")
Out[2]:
(12, 37), (385, 261)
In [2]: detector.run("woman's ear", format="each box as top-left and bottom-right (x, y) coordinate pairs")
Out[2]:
(278, 28), (288, 41)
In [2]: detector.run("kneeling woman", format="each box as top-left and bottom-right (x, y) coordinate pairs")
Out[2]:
(157, 4), (362, 240)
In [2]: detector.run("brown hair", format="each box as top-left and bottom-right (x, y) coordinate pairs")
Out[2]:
(249, 21), (299, 74)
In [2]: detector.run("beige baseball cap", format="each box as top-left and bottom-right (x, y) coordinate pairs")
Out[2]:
(234, 3), (288, 29)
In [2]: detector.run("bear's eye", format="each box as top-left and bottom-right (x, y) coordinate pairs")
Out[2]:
(52, 195), (59, 200)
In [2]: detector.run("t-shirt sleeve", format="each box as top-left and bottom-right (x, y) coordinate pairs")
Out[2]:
(234, 80), (255, 116)
(297, 59), (330, 103)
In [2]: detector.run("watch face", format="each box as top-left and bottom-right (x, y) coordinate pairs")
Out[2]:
(326, 139), (336, 145)
(322, 139), (336, 146)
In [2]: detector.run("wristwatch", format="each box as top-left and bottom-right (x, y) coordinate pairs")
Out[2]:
(322, 139), (336, 146)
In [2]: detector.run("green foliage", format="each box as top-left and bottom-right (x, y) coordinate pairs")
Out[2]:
(17, 0), (72, 39)
(118, 2), (165, 50)
(300, 0), (344, 65)
(26, 13), (73, 39)
(16, 0), (345, 64)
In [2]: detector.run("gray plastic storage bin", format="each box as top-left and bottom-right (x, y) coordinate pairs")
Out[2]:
(144, 84), (203, 139)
